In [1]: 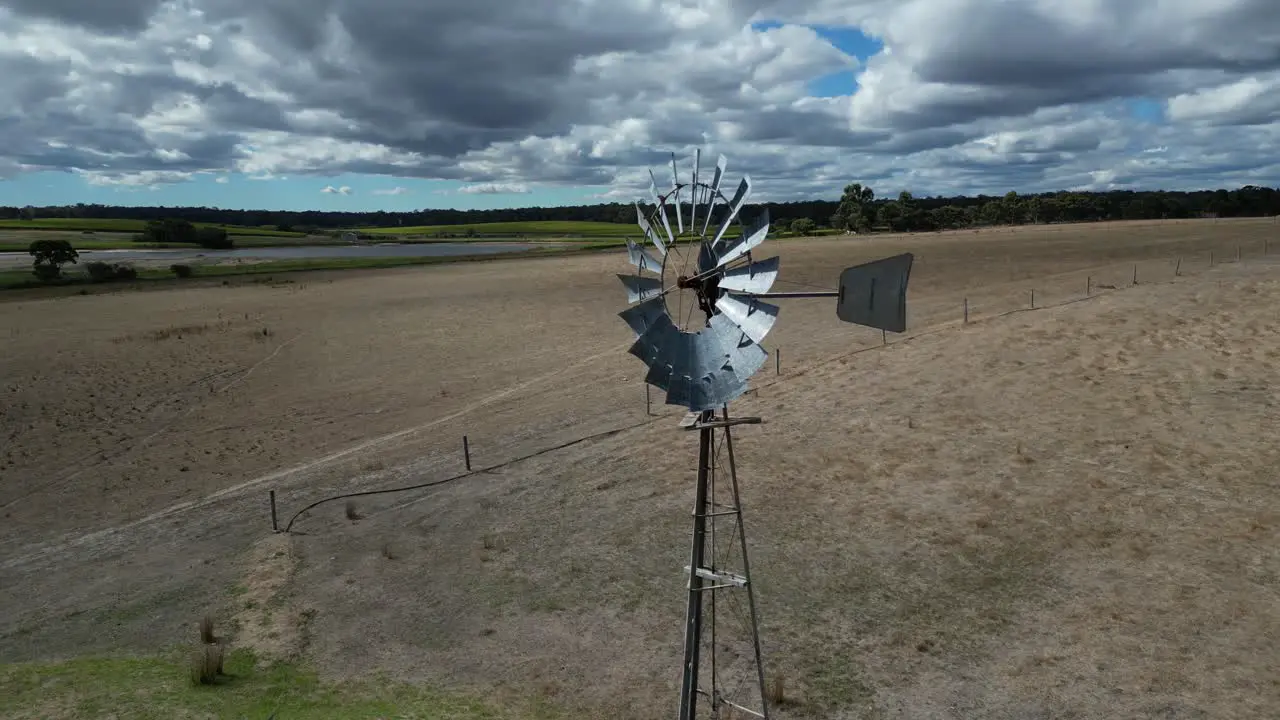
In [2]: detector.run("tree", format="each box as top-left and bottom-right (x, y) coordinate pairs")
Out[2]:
(28, 239), (79, 281)
(895, 191), (928, 231)
(999, 191), (1029, 225)
(930, 205), (966, 229)
(877, 200), (904, 232)
(789, 217), (816, 235)
(196, 227), (233, 249)
(832, 182), (875, 232)
(142, 218), (198, 244)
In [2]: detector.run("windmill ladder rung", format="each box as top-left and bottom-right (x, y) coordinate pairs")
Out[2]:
(684, 566), (748, 587)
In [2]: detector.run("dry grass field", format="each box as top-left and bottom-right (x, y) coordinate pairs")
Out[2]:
(2, 217), (1279, 719)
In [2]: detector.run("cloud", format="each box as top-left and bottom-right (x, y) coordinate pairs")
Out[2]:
(321, 185), (353, 195)
(457, 183), (531, 195)
(74, 169), (195, 187)
(0, 0), (1278, 202)
(215, 175), (230, 183)
(2, 0), (165, 32)
(371, 186), (410, 195)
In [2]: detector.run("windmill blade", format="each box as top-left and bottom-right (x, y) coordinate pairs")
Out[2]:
(635, 201), (666, 257)
(715, 292), (779, 344)
(628, 314), (680, 391)
(617, 273), (663, 304)
(649, 170), (675, 246)
(626, 238), (662, 274)
(836, 252), (914, 333)
(711, 176), (753, 247)
(719, 256), (779, 293)
(715, 208), (770, 268)
(682, 315), (768, 410)
(645, 319), (689, 392)
(697, 242), (719, 274)
(700, 154), (727, 237)
(618, 296), (667, 338)
(712, 314), (768, 396)
(690, 147), (701, 238)
(671, 153), (683, 235)
(662, 330), (702, 408)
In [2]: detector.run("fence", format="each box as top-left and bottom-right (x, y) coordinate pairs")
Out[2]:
(273, 239), (1276, 532)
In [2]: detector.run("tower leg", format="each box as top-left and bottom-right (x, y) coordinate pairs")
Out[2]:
(722, 409), (770, 720)
(677, 407), (770, 719)
(678, 410), (714, 720)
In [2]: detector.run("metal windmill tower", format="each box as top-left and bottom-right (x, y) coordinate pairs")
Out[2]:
(616, 149), (913, 719)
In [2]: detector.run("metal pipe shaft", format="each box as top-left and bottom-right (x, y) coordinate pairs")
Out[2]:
(739, 291), (838, 299)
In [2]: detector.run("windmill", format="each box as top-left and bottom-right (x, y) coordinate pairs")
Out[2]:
(617, 149), (914, 719)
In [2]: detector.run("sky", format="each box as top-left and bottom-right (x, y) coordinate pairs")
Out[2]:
(0, 0), (1278, 212)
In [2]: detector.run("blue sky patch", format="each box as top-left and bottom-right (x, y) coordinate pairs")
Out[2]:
(0, 171), (609, 211)
(1126, 98), (1166, 124)
(752, 21), (884, 98)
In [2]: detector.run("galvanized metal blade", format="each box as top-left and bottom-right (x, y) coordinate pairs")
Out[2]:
(618, 273), (663, 304)
(626, 238), (662, 274)
(654, 326), (693, 397)
(649, 170), (675, 247)
(671, 153), (683, 235)
(715, 292), (779, 344)
(712, 314), (768, 389)
(618, 296), (667, 339)
(627, 313), (678, 391)
(685, 316), (764, 410)
(635, 201), (666, 257)
(697, 241), (719, 274)
(711, 176), (752, 248)
(689, 148), (700, 238)
(719, 256), (779, 293)
(700, 154), (727, 237)
(716, 208), (769, 268)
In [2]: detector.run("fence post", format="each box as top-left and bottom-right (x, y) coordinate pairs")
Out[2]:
(1237, 246), (1242, 262)
(645, 384), (651, 415)
(463, 435), (471, 471)
(1211, 251), (1214, 266)
(1175, 257), (1182, 277)
(1132, 264), (1138, 285)
(963, 297), (969, 323)
(1087, 276), (1091, 296)
(1030, 289), (1035, 309)
(882, 328), (887, 346)
(776, 348), (781, 375)
(269, 490), (278, 533)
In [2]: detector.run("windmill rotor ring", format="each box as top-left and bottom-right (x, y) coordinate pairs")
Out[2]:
(617, 149), (778, 412)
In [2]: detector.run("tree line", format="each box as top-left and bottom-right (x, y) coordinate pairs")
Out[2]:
(3, 185), (1278, 233)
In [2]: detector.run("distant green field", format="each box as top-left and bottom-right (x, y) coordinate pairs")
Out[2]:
(352, 219), (757, 241)
(354, 220), (637, 237)
(0, 219), (307, 238)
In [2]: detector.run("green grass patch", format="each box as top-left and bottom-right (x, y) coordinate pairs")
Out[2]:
(0, 649), (558, 720)
(0, 219), (307, 238)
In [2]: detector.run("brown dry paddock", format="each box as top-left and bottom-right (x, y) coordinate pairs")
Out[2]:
(1, 217), (1278, 719)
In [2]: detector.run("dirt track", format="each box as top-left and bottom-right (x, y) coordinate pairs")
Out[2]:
(2, 218), (1279, 718)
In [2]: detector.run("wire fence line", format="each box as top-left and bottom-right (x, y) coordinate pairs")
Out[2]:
(276, 240), (1275, 533)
